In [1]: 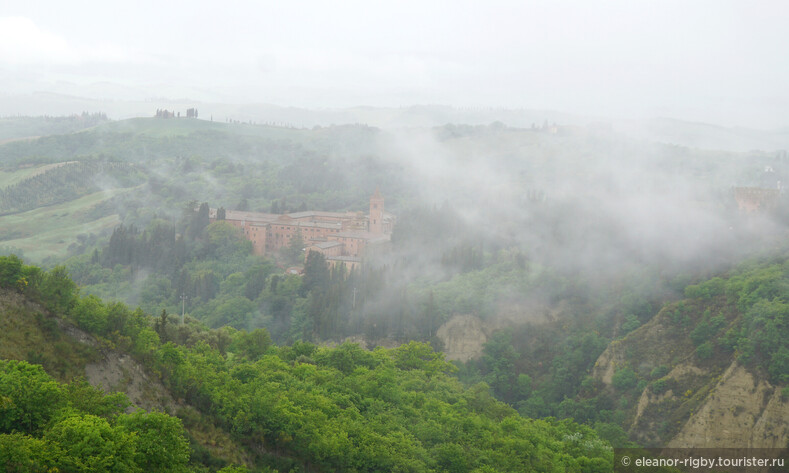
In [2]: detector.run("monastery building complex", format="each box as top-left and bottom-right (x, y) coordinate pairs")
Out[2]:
(209, 190), (394, 270)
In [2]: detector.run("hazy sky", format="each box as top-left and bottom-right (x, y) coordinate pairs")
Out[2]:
(1, 1), (788, 127)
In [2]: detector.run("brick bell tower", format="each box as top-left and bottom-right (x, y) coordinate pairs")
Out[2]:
(369, 188), (384, 234)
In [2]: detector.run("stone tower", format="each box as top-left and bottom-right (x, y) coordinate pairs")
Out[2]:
(369, 189), (384, 234)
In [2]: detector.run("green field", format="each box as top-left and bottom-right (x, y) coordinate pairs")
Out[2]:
(0, 164), (53, 188)
(0, 187), (136, 261)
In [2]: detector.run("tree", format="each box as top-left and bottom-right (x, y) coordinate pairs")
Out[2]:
(0, 433), (51, 473)
(217, 467), (250, 473)
(46, 414), (140, 473)
(481, 330), (519, 401)
(243, 264), (274, 300)
(71, 295), (109, 334)
(232, 328), (272, 360)
(696, 341), (714, 360)
(40, 266), (77, 314)
(392, 341), (455, 375)
(117, 411), (190, 473)
(201, 221), (253, 260)
(301, 251), (330, 296)
(63, 381), (129, 419)
(516, 373), (532, 399)
(188, 202), (210, 240)
(285, 229), (305, 264)
(422, 291), (439, 338)
(432, 442), (469, 473)
(768, 346), (789, 383)
(155, 310), (170, 343)
(0, 255), (23, 289)
(0, 360), (64, 435)
(612, 367), (638, 391)
(318, 342), (376, 374)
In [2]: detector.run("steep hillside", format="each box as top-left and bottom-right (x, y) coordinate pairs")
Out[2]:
(591, 256), (789, 448)
(0, 288), (99, 381)
(0, 287), (252, 470)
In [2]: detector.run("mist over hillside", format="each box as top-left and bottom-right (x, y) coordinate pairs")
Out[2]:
(4, 113), (786, 277)
(2, 2), (789, 468)
(2, 113), (787, 291)
(5, 92), (789, 152)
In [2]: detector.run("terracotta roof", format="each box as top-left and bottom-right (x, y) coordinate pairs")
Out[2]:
(332, 231), (390, 242)
(236, 219), (342, 230)
(327, 255), (362, 262)
(211, 209), (279, 223)
(287, 210), (357, 219)
(310, 241), (343, 249)
(295, 221), (342, 229)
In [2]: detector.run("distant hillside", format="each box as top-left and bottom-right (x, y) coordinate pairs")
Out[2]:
(0, 158), (144, 261)
(0, 92), (596, 128)
(0, 117), (399, 262)
(4, 94), (789, 153)
(616, 117), (789, 152)
(0, 113), (108, 143)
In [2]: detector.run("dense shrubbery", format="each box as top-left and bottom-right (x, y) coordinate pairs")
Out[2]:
(682, 257), (789, 383)
(1, 256), (614, 472)
(0, 359), (190, 473)
(148, 339), (612, 472)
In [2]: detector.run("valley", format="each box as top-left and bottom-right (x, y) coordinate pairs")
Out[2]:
(1, 113), (787, 471)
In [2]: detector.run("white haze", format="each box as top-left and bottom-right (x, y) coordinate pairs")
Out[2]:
(1, 0), (787, 318)
(373, 124), (785, 287)
(1, 1), (789, 129)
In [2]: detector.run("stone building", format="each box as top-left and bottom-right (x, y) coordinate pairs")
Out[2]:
(209, 191), (394, 268)
(733, 187), (780, 213)
(733, 165), (783, 213)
